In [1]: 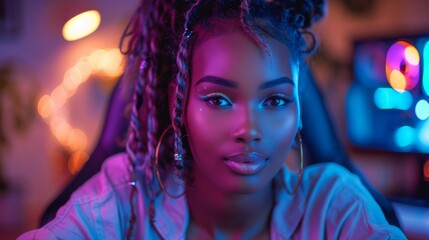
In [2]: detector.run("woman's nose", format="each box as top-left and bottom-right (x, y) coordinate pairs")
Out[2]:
(231, 108), (262, 143)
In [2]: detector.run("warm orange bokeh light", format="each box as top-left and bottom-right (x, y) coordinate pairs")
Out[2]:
(62, 10), (101, 41)
(75, 60), (92, 80)
(51, 86), (68, 108)
(389, 70), (407, 91)
(68, 150), (90, 174)
(50, 117), (72, 145)
(87, 48), (124, 77)
(102, 49), (124, 78)
(66, 129), (88, 151)
(38, 48), (124, 174)
(38, 95), (55, 119)
(405, 45), (420, 66)
(88, 49), (107, 70)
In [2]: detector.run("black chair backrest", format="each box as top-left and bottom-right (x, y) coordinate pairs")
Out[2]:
(299, 68), (401, 228)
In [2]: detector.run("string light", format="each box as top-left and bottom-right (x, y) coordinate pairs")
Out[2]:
(38, 48), (124, 174)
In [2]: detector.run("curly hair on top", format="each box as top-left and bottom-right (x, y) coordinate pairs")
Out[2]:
(119, 0), (325, 238)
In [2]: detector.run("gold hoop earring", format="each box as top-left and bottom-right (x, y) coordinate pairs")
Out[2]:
(292, 132), (304, 194)
(155, 125), (185, 198)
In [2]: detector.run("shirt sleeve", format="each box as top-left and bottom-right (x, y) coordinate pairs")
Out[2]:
(17, 154), (132, 240)
(17, 196), (100, 240)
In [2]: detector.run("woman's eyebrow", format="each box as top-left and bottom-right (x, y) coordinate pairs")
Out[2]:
(195, 75), (238, 88)
(259, 77), (294, 90)
(194, 75), (294, 89)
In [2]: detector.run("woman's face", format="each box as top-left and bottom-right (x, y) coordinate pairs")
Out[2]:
(184, 30), (300, 194)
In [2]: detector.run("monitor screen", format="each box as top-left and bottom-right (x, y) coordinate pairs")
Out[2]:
(346, 34), (429, 154)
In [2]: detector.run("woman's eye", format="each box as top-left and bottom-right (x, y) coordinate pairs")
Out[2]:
(202, 93), (232, 108)
(262, 95), (289, 107)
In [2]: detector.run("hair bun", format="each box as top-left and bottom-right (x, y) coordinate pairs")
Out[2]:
(268, 0), (327, 29)
(294, 0), (327, 28)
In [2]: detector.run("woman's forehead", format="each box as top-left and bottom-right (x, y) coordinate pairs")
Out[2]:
(190, 30), (298, 87)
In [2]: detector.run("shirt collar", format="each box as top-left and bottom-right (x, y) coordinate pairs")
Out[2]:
(270, 165), (305, 239)
(152, 165), (304, 239)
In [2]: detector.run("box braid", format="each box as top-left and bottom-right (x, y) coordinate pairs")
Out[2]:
(120, 1), (184, 238)
(172, 0), (204, 173)
(119, 0), (326, 238)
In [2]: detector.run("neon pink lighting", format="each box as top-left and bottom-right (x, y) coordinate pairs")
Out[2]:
(385, 41), (420, 91)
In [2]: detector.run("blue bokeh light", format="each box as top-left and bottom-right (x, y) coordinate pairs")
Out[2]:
(417, 120), (429, 152)
(373, 88), (412, 110)
(415, 99), (429, 120)
(423, 41), (429, 96)
(395, 126), (415, 148)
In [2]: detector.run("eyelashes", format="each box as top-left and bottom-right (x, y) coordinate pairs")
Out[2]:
(199, 93), (293, 109)
(262, 94), (292, 107)
(200, 92), (232, 108)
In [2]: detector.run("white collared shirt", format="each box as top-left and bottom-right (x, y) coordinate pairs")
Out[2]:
(18, 153), (407, 239)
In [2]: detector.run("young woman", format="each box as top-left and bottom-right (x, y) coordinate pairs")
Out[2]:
(20, 0), (406, 239)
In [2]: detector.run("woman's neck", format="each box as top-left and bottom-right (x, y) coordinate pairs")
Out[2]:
(185, 175), (274, 239)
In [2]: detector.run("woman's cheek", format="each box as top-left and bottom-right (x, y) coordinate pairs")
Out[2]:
(265, 106), (299, 151)
(186, 100), (225, 152)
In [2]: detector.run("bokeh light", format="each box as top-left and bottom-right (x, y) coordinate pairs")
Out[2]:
(424, 41), (429, 96)
(88, 49), (107, 70)
(66, 129), (88, 151)
(62, 10), (101, 41)
(373, 87), (412, 110)
(102, 49), (124, 78)
(75, 60), (92, 81)
(50, 85), (68, 108)
(394, 126), (415, 148)
(50, 117), (72, 145)
(37, 48), (124, 174)
(63, 67), (82, 91)
(418, 120), (429, 151)
(404, 45), (420, 66)
(38, 95), (55, 119)
(68, 150), (90, 174)
(386, 41), (420, 91)
(88, 49), (124, 78)
(389, 70), (407, 91)
(415, 99), (429, 120)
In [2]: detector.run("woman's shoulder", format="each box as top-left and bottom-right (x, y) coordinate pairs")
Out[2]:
(295, 163), (407, 239)
(70, 152), (131, 201)
(299, 162), (369, 207)
(54, 151), (133, 220)
(302, 162), (359, 188)
(17, 152), (135, 239)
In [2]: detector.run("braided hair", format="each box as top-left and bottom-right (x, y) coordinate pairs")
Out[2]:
(119, 0), (326, 238)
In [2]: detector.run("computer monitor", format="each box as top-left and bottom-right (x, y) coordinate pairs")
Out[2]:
(346, 34), (429, 154)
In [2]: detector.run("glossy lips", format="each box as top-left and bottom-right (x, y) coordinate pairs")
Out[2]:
(224, 152), (268, 175)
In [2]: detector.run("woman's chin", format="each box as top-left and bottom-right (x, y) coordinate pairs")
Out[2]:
(217, 175), (273, 195)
